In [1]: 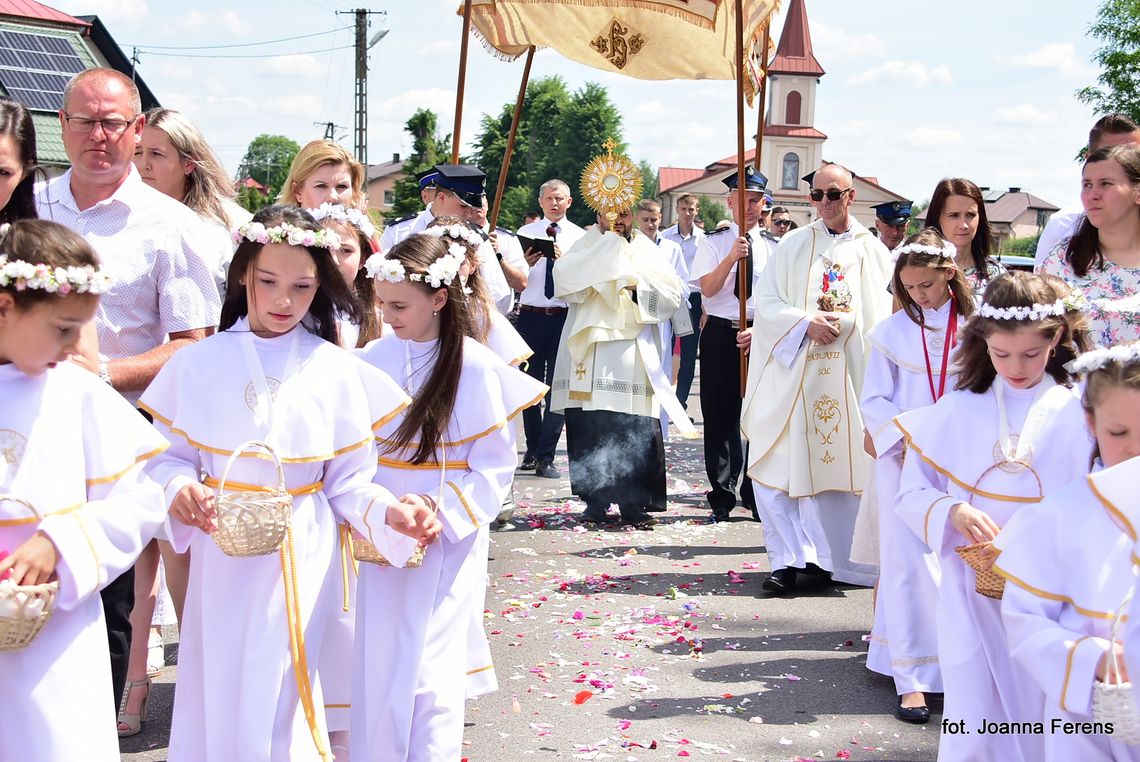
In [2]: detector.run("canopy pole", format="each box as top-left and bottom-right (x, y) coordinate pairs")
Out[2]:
(734, 0), (749, 395)
(753, 21), (771, 172)
(489, 46), (535, 230)
(452, 0), (474, 164)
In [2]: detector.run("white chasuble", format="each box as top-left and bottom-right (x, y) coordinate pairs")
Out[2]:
(140, 321), (411, 762)
(742, 219), (893, 496)
(550, 229), (686, 425)
(0, 363), (168, 762)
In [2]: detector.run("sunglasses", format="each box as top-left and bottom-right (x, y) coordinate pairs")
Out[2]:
(809, 187), (853, 203)
(773, 219), (792, 227)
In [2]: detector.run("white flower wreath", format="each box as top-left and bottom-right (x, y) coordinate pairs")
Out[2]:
(306, 203), (377, 240)
(0, 255), (111, 295)
(234, 221), (341, 251)
(1067, 343), (1140, 375)
(363, 250), (466, 288)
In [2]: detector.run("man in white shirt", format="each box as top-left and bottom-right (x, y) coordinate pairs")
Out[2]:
(688, 166), (775, 523)
(516, 179), (586, 477)
(1035, 113), (1140, 268)
(660, 194), (703, 413)
(379, 169), (438, 251)
(35, 67), (222, 712)
(472, 194), (528, 295)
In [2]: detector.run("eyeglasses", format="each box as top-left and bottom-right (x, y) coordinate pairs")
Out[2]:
(809, 187), (853, 203)
(773, 219), (792, 227)
(63, 115), (138, 135)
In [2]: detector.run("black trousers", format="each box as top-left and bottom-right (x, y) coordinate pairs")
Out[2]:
(699, 318), (756, 514)
(676, 294), (702, 409)
(564, 408), (666, 518)
(101, 565), (135, 708)
(515, 309), (567, 463)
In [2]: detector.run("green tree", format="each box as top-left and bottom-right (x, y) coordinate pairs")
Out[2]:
(1077, 0), (1140, 124)
(389, 109), (451, 220)
(639, 159), (658, 200)
(238, 135), (300, 202)
(698, 194), (729, 231)
(470, 76), (623, 229)
(235, 184), (270, 214)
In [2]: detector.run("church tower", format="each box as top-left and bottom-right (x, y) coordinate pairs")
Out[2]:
(762, 0), (827, 199)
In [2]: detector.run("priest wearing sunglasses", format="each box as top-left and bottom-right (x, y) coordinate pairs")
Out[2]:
(740, 162), (893, 595)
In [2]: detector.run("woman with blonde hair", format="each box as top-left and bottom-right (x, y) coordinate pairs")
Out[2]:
(281, 139), (367, 211)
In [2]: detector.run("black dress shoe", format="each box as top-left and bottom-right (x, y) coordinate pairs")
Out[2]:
(802, 563), (833, 580)
(620, 512), (658, 529)
(580, 507), (608, 524)
(897, 699), (930, 724)
(761, 568), (798, 593)
(709, 509), (732, 523)
(519, 455), (538, 471)
(644, 503), (667, 513)
(535, 462), (560, 479)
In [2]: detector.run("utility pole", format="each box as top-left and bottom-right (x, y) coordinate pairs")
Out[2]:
(313, 121), (346, 142)
(130, 47), (140, 83)
(337, 9), (388, 167)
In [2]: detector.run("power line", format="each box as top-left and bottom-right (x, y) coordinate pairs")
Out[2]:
(138, 44), (355, 60)
(125, 26), (351, 51)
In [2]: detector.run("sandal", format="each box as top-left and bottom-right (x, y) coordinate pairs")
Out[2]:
(117, 677), (152, 737)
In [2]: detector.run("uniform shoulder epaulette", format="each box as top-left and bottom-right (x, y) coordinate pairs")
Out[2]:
(386, 213), (417, 226)
(495, 226), (517, 237)
(705, 226), (732, 236)
(759, 229), (779, 241)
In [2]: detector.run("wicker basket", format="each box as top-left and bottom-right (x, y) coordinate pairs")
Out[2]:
(1093, 588), (1140, 744)
(0, 495), (59, 651)
(350, 528), (425, 568)
(955, 541), (1005, 600)
(212, 441), (292, 557)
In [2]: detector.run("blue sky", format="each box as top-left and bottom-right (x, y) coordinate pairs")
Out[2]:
(55, 0), (1103, 208)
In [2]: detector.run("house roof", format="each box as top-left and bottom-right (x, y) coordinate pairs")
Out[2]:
(0, 0), (86, 27)
(30, 110), (65, 164)
(768, 0), (825, 77)
(984, 191), (1060, 223)
(367, 157), (405, 183)
(658, 167), (705, 193)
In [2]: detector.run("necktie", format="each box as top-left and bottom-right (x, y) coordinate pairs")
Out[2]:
(543, 222), (559, 299)
(733, 231), (753, 300)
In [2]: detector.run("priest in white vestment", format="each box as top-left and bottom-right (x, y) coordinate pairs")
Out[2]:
(741, 163), (893, 593)
(551, 200), (686, 527)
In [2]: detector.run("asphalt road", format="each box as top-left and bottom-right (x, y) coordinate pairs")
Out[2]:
(121, 393), (941, 762)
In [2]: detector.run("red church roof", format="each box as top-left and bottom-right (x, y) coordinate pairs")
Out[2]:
(0, 0), (88, 26)
(658, 167), (706, 194)
(768, 0), (824, 77)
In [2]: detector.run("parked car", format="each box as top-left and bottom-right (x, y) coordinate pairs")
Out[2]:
(998, 254), (1034, 272)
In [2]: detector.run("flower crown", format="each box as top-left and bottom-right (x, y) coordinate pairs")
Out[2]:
(0, 255), (111, 295)
(234, 221), (341, 251)
(977, 289), (1087, 322)
(363, 246), (466, 289)
(306, 203), (377, 240)
(1067, 343), (1140, 376)
(894, 241), (957, 261)
(424, 223), (485, 263)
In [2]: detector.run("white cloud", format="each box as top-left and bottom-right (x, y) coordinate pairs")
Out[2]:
(811, 22), (886, 60)
(996, 103), (1053, 127)
(263, 54), (327, 79)
(998, 43), (1096, 80)
(173, 9), (251, 36)
(898, 128), (964, 148)
(369, 88), (457, 121)
(56, 0), (145, 25)
(846, 60), (952, 87)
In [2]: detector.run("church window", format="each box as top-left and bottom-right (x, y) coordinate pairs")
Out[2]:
(786, 90), (802, 125)
(781, 152), (800, 190)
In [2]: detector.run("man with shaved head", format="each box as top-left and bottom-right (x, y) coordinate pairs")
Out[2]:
(738, 162), (893, 595)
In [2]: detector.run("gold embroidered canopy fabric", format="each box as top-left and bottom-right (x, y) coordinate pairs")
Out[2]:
(465, 0), (778, 92)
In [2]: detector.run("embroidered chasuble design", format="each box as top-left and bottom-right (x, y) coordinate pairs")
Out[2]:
(799, 343), (858, 485)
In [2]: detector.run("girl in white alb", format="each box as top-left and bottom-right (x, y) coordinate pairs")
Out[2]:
(353, 234), (547, 761)
(860, 231), (974, 722)
(140, 207), (440, 762)
(0, 220), (168, 761)
(997, 341), (1140, 761)
(894, 271), (1093, 761)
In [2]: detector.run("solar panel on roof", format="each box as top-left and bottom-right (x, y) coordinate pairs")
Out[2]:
(0, 28), (88, 112)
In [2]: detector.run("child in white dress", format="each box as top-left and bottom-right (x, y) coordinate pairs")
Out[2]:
(0, 220), (168, 761)
(354, 233), (547, 761)
(997, 341), (1140, 760)
(860, 229), (974, 722)
(308, 202), (382, 350)
(894, 271), (1092, 761)
(140, 206), (440, 762)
